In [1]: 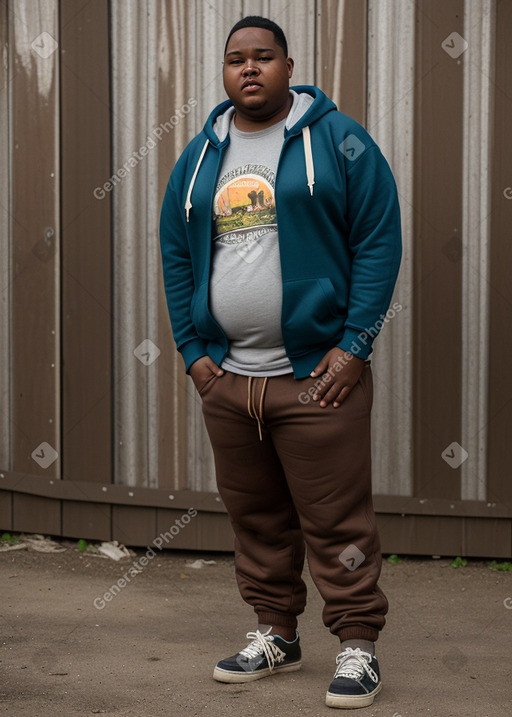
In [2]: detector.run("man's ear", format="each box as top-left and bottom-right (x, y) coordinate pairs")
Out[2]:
(287, 57), (294, 79)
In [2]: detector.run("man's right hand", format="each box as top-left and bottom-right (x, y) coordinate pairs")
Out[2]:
(189, 356), (224, 394)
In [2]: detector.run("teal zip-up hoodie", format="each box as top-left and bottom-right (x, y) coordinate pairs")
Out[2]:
(159, 85), (401, 379)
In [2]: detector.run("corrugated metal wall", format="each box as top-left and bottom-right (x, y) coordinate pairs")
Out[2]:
(1, 0), (511, 557)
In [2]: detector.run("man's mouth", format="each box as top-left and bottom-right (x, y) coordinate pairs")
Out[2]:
(241, 81), (262, 92)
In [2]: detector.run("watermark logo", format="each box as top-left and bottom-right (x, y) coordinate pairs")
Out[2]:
(93, 508), (197, 610)
(31, 442), (58, 469)
(298, 302), (402, 405)
(339, 544), (365, 571)
(503, 187), (512, 200)
(442, 442), (468, 469)
(31, 32), (58, 59)
(93, 98), (197, 200)
(338, 134), (366, 162)
(134, 339), (160, 366)
(441, 32), (468, 59)
(504, 597), (512, 610)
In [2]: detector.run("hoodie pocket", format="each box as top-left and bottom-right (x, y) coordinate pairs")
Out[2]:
(282, 277), (345, 355)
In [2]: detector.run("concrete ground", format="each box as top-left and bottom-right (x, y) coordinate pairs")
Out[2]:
(1, 544), (511, 716)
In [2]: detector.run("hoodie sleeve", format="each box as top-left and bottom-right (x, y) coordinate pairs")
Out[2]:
(337, 143), (402, 359)
(159, 174), (208, 372)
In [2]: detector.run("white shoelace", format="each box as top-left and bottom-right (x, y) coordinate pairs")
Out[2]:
(239, 629), (286, 673)
(333, 648), (379, 683)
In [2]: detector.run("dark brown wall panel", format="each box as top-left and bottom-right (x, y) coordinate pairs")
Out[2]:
(61, 501), (111, 542)
(0, 491), (12, 531)
(156, 3), (193, 491)
(12, 494), (60, 535)
(487, 0), (512, 505)
(10, 2), (61, 530)
(464, 518), (511, 559)
(378, 515), (511, 559)
(113, 506), (157, 547)
(156, 509), (234, 552)
(412, 1), (465, 500)
(317, 0), (367, 125)
(60, 0), (112, 486)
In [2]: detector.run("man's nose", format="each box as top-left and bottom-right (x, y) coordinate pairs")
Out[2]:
(242, 60), (258, 75)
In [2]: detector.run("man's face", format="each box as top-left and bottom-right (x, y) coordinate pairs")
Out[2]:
(223, 27), (294, 125)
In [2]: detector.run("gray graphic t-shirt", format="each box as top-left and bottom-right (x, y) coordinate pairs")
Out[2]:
(209, 117), (292, 376)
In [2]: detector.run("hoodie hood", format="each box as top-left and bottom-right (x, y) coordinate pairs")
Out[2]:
(206, 85), (337, 145)
(184, 86), (337, 220)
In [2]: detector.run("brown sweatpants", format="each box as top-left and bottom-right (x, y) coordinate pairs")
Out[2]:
(200, 363), (388, 642)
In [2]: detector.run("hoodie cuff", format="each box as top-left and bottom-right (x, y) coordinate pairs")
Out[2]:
(180, 338), (208, 373)
(338, 327), (374, 360)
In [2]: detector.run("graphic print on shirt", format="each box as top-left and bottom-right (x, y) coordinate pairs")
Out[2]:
(213, 164), (276, 245)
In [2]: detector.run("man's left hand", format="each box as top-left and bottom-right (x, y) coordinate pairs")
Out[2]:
(310, 348), (365, 408)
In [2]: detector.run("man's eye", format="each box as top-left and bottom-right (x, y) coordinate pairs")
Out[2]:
(229, 59), (243, 65)
(258, 56), (271, 62)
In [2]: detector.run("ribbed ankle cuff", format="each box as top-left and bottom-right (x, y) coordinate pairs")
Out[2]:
(255, 610), (298, 630)
(337, 626), (380, 642)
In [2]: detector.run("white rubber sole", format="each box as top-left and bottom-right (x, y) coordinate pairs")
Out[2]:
(325, 681), (382, 709)
(213, 660), (302, 684)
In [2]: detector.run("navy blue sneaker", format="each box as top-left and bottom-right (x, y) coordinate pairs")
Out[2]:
(325, 647), (382, 709)
(213, 628), (301, 683)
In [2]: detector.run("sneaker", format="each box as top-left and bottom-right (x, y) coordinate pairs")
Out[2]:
(213, 628), (302, 683)
(325, 647), (382, 709)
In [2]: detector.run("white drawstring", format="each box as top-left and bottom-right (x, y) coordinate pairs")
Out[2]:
(185, 138), (210, 222)
(302, 126), (315, 196)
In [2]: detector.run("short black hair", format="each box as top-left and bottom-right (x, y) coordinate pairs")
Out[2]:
(224, 16), (288, 58)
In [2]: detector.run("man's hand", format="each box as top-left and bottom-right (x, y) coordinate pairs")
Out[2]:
(189, 356), (224, 393)
(310, 348), (365, 408)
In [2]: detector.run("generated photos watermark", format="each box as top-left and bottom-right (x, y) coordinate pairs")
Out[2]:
(298, 302), (403, 405)
(93, 508), (197, 610)
(339, 544), (366, 571)
(441, 441), (469, 469)
(93, 98), (197, 200)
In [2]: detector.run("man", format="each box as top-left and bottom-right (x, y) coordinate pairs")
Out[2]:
(160, 16), (401, 710)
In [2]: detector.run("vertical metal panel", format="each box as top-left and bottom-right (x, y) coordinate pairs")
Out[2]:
(156, 0), (191, 492)
(188, 0), (233, 132)
(413, 0), (465, 500)
(367, 0), (415, 496)
(183, 0), (234, 492)
(10, 0), (60, 494)
(317, 0), (367, 124)
(0, 0), (10, 470)
(460, 1), (495, 501)
(488, 0), (512, 506)
(111, 0), (162, 488)
(262, 0), (316, 85)
(60, 0), (112, 485)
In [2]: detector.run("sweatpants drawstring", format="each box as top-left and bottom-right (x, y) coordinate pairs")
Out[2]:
(247, 376), (269, 441)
